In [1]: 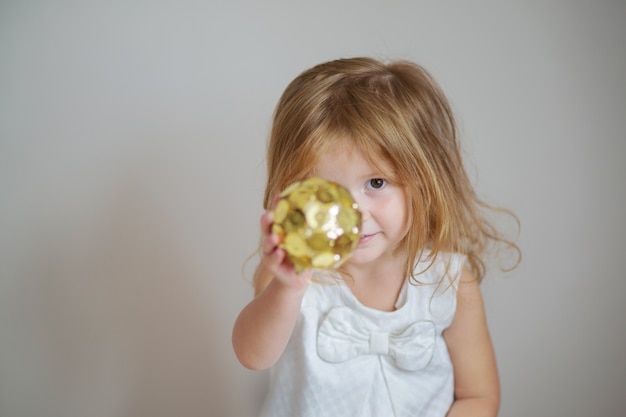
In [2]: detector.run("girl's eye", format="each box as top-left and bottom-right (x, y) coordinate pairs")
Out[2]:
(366, 178), (387, 190)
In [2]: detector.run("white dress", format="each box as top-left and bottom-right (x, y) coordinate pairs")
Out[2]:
(258, 253), (465, 417)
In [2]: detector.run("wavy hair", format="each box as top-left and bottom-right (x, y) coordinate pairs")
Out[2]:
(262, 57), (520, 283)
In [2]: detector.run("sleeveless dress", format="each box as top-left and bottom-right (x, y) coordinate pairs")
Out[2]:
(258, 253), (465, 417)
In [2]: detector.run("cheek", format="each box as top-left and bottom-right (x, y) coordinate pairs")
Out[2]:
(383, 194), (409, 229)
(395, 189), (409, 221)
(397, 200), (410, 231)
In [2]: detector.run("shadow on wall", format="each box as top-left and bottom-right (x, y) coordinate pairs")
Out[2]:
(2, 167), (241, 417)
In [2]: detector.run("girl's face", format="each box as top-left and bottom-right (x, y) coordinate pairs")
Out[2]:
(311, 140), (409, 270)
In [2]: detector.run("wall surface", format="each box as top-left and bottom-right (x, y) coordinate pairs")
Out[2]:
(1, 1), (625, 416)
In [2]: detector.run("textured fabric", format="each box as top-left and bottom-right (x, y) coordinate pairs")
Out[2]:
(258, 252), (465, 417)
(316, 306), (436, 371)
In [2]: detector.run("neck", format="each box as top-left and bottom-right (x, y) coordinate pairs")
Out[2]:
(341, 253), (407, 311)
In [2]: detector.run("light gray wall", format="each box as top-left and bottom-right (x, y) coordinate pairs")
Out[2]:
(1, 1), (624, 416)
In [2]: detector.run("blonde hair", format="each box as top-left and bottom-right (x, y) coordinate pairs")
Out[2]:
(263, 57), (520, 283)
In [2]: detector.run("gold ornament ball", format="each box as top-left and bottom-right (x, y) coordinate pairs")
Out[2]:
(271, 177), (362, 272)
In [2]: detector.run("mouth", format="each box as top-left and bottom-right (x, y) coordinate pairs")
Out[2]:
(358, 232), (378, 245)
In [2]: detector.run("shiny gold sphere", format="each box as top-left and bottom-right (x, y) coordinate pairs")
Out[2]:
(271, 177), (362, 272)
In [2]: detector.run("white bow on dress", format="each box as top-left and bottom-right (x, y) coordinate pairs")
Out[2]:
(317, 306), (436, 371)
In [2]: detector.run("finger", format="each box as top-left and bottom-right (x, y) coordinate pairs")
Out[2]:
(262, 246), (289, 279)
(260, 210), (274, 234)
(262, 233), (280, 257)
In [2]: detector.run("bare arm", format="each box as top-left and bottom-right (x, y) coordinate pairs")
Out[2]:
(444, 269), (500, 417)
(232, 211), (311, 370)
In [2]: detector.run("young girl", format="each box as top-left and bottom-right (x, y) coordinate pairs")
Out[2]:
(232, 57), (519, 417)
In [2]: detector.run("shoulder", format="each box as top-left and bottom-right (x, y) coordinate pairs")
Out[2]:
(406, 252), (468, 323)
(445, 267), (488, 336)
(413, 251), (467, 286)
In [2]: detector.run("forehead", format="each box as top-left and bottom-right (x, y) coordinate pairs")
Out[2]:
(312, 139), (393, 181)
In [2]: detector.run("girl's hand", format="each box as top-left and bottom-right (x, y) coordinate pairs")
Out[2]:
(259, 210), (312, 293)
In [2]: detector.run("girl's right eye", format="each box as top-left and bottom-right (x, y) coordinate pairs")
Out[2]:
(366, 178), (387, 190)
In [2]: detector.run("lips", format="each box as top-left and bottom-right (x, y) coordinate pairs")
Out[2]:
(358, 232), (378, 245)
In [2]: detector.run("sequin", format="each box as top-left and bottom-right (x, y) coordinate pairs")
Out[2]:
(272, 177), (362, 272)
